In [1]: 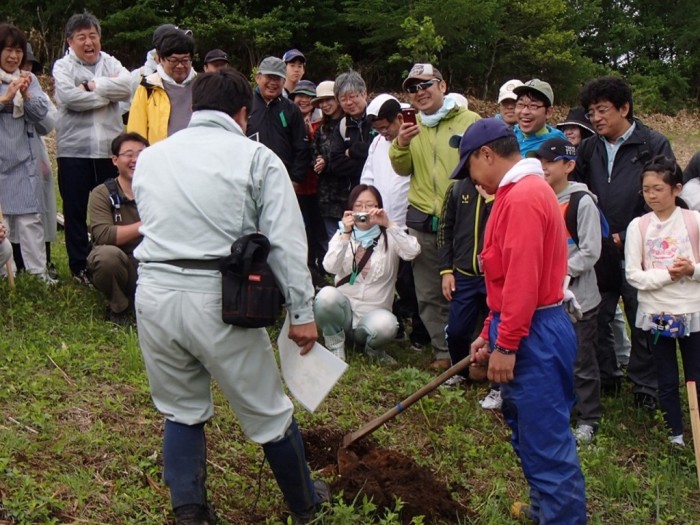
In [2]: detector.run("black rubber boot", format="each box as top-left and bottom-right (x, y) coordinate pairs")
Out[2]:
(262, 419), (328, 522)
(163, 420), (209, 512)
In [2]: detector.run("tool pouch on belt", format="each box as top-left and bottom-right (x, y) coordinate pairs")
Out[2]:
(219, 233), (284, 327)
(405, 205), (438, 233)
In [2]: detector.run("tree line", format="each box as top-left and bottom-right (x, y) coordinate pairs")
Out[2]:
(2, 0), (699, 113)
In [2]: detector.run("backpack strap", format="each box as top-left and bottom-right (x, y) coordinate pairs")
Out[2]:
(103, 178), (123, 223)
(638, 212), (654, 270)
(338, 116), (348, 141)
(680, 209), (700, 263)
(564, 191), (586, 245)
(336, 236), (379, 286)
(139, 76), (156, 99)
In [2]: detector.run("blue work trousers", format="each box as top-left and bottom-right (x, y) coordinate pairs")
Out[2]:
(490, 307), (587, 524)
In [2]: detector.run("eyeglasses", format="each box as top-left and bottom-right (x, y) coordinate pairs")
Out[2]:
(117, 149), (145, 160)
(515, 102), (545, 111)
(406, 79), (439, 94)
(164, 57), (192, 67)
(353, 202), (378, 211)
(338, 92), (364, 104)
(585, 106), (612, 120)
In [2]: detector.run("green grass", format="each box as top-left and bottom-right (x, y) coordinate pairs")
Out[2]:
(1, 234), (700, 524)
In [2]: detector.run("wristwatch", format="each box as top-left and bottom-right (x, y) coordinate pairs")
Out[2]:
(82, 80), (91, 92)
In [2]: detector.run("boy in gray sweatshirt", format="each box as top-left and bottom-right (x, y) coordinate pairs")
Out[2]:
(532, 138), (602, 444)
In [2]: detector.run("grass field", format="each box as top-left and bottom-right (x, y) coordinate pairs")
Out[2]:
(2, 108), (700, 524)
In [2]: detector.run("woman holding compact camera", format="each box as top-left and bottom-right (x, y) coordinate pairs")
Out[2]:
(314, 184), (421, 363)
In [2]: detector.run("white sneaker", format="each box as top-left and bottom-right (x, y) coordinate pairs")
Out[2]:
(479, 388), (502, 410)
(669, 434), (685, 446)
(441, 375), (467, 389)
(34, 270), (58, 286)
(330, 347), (346, 361)
(574, 424), (596, 445)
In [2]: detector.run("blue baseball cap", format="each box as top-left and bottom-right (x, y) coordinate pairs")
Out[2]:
(450, 118), (515, 179)
(283, 48), (306, 63)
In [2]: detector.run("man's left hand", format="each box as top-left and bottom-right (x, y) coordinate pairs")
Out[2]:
(487, 351), (516, 384)
(288, 321), (318, 355)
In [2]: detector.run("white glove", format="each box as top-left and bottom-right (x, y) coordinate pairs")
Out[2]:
(562, 276), (583, 322)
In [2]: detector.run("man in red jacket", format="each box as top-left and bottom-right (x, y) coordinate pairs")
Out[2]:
(455, 118), (586, 524)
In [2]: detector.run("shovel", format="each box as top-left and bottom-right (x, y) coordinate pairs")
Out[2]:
(341, 355), (474, 450)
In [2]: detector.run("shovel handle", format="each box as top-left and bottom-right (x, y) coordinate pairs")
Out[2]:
(342, 356), (472, 448)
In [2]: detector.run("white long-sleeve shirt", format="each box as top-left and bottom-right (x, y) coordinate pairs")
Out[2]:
(323, 226), (420, 326)
(360, 136), (411, 229)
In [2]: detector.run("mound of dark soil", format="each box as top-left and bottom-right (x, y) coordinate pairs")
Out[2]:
(303, 428), (470, 524)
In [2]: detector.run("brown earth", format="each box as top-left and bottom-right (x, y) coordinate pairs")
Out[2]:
(303, 428), (471, 524)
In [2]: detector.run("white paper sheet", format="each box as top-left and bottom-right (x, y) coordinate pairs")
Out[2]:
(278, 315), (348, 412)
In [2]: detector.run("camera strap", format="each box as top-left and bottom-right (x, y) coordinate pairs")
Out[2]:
(336, 236), (379, 286)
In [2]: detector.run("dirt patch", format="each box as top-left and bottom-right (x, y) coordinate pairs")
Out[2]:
(304, 428), (470, 524)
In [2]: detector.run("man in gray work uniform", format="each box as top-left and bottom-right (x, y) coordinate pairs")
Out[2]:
(132, 68), (328, 525)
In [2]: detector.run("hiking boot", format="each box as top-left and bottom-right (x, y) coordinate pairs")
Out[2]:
(323, 331), (346, 361)
(174, 503), (217, 525)
(479, 388), (502, 410)
(410, 341), (425, 352)
(365, 346), (397, 366)
(440, 375), (467, 389)
(108, 308), (132, 326)
(429, 358), (451, 370)
(72, 269), (91, 286)
(574, 423), (597, 445)
(290, 479), (331, 524)
(511, 501), (536, 523)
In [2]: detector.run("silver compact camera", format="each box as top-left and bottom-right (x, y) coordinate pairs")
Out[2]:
(353, 212), (370, 223)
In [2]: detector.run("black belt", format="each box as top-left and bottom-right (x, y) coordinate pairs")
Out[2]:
(159, 259), (222, 270)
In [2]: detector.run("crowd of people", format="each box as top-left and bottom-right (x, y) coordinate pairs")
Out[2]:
(2, 11), (700, 525)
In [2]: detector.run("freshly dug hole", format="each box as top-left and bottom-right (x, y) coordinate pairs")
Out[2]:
(303, 427), (470, 524)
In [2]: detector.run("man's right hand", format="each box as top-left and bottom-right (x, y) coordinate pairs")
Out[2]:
(441, 273), (456, 301)
(470, 336), (490, 364)
(288, 321), (318, 355)
(396, 122), (420, 148)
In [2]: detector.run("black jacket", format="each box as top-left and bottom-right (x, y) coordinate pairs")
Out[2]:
(437, 178), (492, 275)
(248, 90), (311, 184)
(573, 119), (675, 240)
(329, 114), (376, 189)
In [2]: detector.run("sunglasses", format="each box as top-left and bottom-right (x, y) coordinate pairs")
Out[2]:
(406, 79), (439, 94)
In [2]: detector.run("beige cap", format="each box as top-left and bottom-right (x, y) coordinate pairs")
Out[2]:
(497, 79), (523, 103)
(311, 81), (336, 104)
(402, 63), (443, 91)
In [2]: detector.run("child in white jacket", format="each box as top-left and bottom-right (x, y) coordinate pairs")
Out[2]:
(625, 156), (700, 446)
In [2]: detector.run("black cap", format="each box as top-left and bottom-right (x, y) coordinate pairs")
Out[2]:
(527, 138), (577, 161)
(152, 24), (193, 51)
(204, 49), (229, 64)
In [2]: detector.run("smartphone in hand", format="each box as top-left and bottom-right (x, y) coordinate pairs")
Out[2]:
(401, 108), (417, 125)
